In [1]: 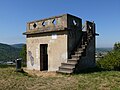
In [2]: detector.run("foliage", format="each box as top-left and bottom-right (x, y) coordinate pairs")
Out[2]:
(114, 42), (120, 50)
(19, 44), (27, 65)
(0, 43), (21, 61)
(97, 49), (120, 70)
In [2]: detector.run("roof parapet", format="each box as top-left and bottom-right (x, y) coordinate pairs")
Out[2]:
(24, 14), (82, 35)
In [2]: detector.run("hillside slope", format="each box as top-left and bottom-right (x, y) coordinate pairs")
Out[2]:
(11, 44), (25, 49)
(0, 43), (21, 61)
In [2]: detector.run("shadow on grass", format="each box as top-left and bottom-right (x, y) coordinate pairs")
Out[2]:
(0, 64), (33, 77)
(57, 67), (109, 76)
(74, 67), (109, 75)
(15, 69), (32, 77)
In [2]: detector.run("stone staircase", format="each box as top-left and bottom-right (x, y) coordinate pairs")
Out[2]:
(57, 28), (94, 74)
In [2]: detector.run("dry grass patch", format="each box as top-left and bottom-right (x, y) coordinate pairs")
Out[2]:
(0, 65), (120, 90)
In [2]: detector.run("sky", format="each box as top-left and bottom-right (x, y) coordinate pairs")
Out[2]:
(0, 0), (120, 47)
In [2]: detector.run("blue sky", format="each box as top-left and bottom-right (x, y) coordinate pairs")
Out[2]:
(0, 0), (119, 47)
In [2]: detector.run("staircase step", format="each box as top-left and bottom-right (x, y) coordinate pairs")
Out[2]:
(61, 62), (76, 66)
(83, 44), (87, 47)
(67, 59), (79, 64)
(71, 54), (81, 58)
(81, 45), (86, 47)
(88, 37), (91, 40)
(81, 46), (86, 49)
(56, 70), (73, 74)
(57, 62), (76, 74)
(69, 58), (79, 60)
(77, 48), (84, 51)
(77, 48), (83, 52)
(71, 57), (80, 60)
(59, 67), (74, 73)
(85, 42), (87, 44)
(89, 35), (92, 37)
(84, 44), (87, 46)
(59, 66), (74, 70)
(75, 50), (83, 54)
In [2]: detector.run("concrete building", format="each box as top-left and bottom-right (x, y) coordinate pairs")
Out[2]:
(23, 14), (96, 74)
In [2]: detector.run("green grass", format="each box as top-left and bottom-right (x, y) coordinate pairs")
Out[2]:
(0, 65), (120, 90)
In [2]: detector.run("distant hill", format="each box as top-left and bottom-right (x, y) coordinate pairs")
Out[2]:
(0, 43), (22, 61)
(0, 43), (113, 62)
(96, 47), (113, 53)
(11, 43), (25, 49)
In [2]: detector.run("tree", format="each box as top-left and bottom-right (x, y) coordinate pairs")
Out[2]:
(97, 42), (120, 70)
(114, 42), (120, 50)
(19, 44), (27, 66)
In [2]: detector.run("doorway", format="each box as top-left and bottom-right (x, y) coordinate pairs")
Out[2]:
(40, 44), (48, 71)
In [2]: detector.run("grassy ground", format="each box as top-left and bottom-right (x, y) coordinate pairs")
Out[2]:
(0, 65), (120, 90)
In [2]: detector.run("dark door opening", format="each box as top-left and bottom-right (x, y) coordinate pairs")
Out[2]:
(40, 44), (48, 71)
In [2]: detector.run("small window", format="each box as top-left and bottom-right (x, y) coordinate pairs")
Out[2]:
(52, 19), (57, 25)
(42, 21), (46, 26)
(73, 20), (77, 26)
(33, 23), (37, 28)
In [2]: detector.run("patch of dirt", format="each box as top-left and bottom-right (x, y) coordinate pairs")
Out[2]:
(23, 68), (62, 77)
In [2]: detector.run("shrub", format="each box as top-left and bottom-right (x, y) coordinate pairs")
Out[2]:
(114, 42), (120, 50)
(97, 50), (120, 70)
(19, 44), (27, 66)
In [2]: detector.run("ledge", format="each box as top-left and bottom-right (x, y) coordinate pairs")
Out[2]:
(24, 14), (82, 35)
(23, 27), (66, 35)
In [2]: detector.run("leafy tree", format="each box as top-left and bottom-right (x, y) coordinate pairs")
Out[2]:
(97, 42), (120, 70)
(114, 42), (120, 50)
(19, 44), (27, 66)
(97, 50), (120, 70)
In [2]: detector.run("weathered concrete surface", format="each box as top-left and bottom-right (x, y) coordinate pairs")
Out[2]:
(24, 14), (96, 73)
(24, 14), (83, 72)
(23, 14), (82, 35)
(26, 31), (68, 71)
(68, 29), (82, 58)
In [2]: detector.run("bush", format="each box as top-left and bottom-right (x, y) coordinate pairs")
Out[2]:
(97, 50), (120, 71)
(19, 44), (27, 66)
(114, 42), (120, 50)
